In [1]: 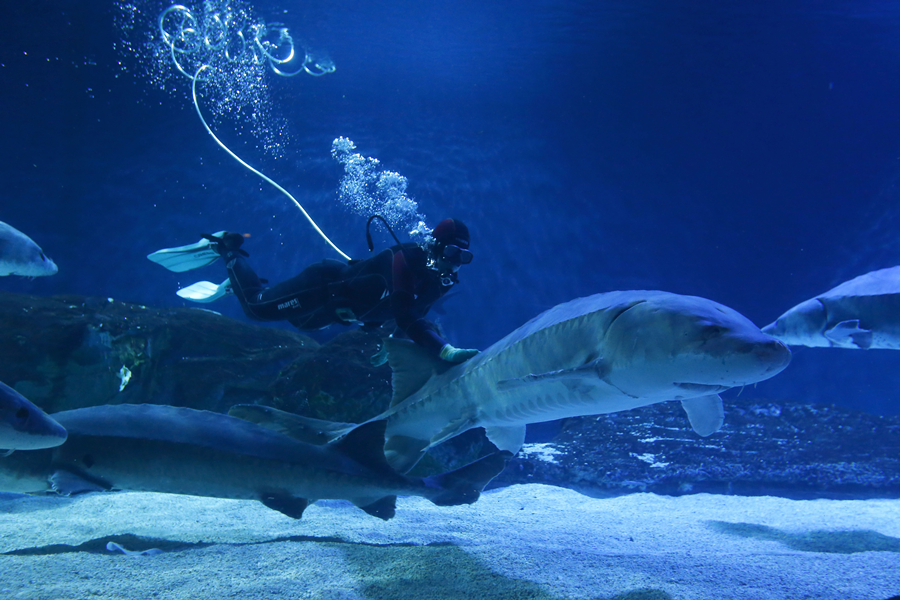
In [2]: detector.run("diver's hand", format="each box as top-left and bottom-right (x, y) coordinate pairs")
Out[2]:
(202, 232), (248, 257)
(439, 344), (479, 363)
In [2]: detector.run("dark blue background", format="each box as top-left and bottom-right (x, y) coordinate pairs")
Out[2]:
(2, 0), (900, 414)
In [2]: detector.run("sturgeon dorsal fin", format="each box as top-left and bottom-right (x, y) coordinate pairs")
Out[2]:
(384, 338), (454, 407)
(331, 420), (394, 475)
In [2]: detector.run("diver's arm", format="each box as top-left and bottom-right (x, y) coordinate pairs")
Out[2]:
(391, 250), (448, 355)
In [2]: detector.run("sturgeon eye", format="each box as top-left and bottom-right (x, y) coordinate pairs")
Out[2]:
(15, 407), (30, 423)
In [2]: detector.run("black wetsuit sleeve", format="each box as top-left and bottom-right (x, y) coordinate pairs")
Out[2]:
(391, 250), (447, 355)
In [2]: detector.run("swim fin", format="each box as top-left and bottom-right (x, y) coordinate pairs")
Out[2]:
(147, 231), (226, 273)
(176, 279), (232, 303)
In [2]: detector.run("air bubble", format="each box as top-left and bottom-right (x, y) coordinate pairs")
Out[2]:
(331, 137), (428, 238)
(114, 1), (335, 158)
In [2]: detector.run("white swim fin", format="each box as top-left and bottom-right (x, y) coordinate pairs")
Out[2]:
(147, 231), (226, 273)
(176, 278), (231, 303)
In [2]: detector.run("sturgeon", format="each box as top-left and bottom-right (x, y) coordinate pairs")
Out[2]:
(0, 381), (67, 452)
(0, 404), (508, 519)
(763, 265), (900, 349)
(0, 220), (57, 277)
(234, 290), (792, 474)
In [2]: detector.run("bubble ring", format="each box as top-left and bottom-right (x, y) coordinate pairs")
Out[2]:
(156, 3), (346, 259)
(158, 5), (201, 53)
(254, 23), (295, 65)
(224, 29), (251, 63)
(158, 4), (336, 81)
(168, 37), (208, 80)
(302, 59), (337, 77)
(202, 12), (228, 51)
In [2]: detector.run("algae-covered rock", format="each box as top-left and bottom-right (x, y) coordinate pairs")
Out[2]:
(0, 292), (398, 421)
(0, 292), (322, 414)
(268, 329), (394, 423)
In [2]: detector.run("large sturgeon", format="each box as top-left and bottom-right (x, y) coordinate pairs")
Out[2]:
(0, 404), (508, 519)
(234, 290), (792, 474)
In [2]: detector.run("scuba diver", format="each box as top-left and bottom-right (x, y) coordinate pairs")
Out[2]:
(149, 217), (478, 364)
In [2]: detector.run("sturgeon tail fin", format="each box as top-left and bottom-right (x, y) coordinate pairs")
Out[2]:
(423, 451), (512, 507)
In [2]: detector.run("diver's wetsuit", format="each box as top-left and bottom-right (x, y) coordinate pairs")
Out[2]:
(224, 243), (453, 354)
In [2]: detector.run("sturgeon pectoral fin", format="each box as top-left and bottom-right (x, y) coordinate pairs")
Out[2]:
(260, 493), (310, 519)
(357, 496), (397, 520)
(483, 425), (527, 454)
(424, 451), (513, 507)
(384, 434), (431, 474)
(386, 415), (480, 473)
(824, 320), (874, 349)
(429, 416), (478, 449)
(680, 394), (724, 437)
(49, 470), (110, 495)
(497, 357), (610, 390)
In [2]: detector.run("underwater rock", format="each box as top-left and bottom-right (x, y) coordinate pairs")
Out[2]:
(497, 398), (900, 500)
(267, 328), (393, 423)
(0, 292), (394, 422)
(0, 292), (321, 414)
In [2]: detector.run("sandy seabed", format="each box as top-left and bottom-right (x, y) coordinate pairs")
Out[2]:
(0, 484), (897, 600)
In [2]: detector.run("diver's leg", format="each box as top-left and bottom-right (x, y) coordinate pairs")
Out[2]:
(339, 250), (393, 322)
(223, 254), (273, 321)
(232, 259), (345, 325)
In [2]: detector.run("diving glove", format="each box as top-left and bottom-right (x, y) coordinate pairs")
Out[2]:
(201, 232), (248, 257)
(439, 344), (479, 363)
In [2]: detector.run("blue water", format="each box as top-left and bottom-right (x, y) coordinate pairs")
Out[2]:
(2, 0), (900, 413)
